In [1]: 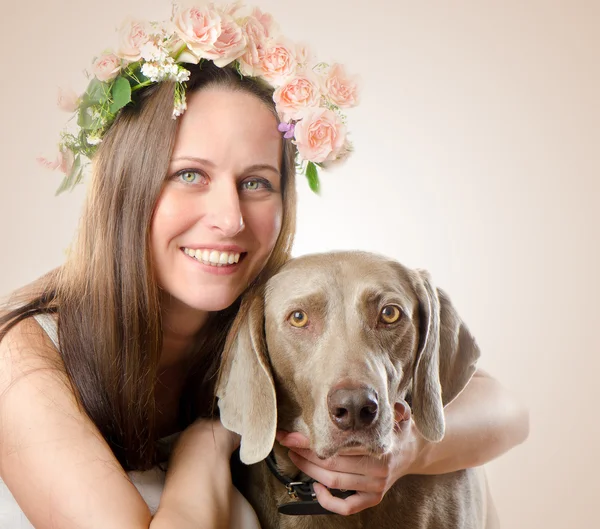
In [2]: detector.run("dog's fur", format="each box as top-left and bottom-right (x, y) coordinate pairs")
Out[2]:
(217, 251), (499, 529)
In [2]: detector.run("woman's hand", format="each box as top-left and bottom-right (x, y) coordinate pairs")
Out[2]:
(276, 369), (529, 516)
(276, 404), (423, 516)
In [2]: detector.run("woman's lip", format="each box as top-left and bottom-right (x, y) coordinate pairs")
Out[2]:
(182, 250), (246, 275)
(180, 244), (247, 253)
(195, 260), (242, 275)
(181, 248), (248, 264)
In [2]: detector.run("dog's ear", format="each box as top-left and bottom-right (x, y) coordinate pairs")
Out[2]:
(216, 289), (277, 465)
(411, 270), (480, 442)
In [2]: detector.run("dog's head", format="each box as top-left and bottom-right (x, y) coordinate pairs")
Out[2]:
(217, 251), (480, 464)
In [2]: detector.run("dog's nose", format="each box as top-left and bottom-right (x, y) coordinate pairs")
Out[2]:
(327, 387), (379, 431)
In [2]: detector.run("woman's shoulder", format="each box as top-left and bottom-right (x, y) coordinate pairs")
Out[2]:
(0, 312), (154, 528)
(0, 315), (66, 396)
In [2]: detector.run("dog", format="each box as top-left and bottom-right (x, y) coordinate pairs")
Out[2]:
(217, 250), (499, 529)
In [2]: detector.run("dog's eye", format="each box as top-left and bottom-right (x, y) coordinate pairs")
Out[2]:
(379, 305), (402, 324)
(288, 310), (309, 328)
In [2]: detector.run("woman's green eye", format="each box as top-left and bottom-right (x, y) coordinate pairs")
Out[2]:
(243, 180), (260, 190)
(179, 171), (199, 183)
(242, 178), (273, 191)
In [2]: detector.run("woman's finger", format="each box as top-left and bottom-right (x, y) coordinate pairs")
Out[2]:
(275, 430), (311, 449)
(312, 483), (383, 516)
(288, 448), (391, 478)
(288, 451), (387, 494)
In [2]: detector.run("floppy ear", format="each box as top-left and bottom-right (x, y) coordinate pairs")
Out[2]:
(216, 291), (277, 465)
(411, 270), (481, 443)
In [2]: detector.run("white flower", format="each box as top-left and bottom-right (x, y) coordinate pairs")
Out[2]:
(141, 62), (161, 82)
(140, 42), (168, 62)
(173, 94), (187, 118)
(87, 134), (103, 146)
(175, 66), (191, 83)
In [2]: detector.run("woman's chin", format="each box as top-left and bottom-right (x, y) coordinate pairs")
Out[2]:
(182, 292), (241, 313)
(161, 288), (241, 316)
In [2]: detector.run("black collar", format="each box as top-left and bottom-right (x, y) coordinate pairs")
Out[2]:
(265, 450), (355, 516)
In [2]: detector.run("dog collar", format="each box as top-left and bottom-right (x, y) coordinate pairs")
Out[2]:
(265, 450), (355, 516)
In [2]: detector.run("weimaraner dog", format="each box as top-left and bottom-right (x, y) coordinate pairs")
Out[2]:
(217, 251), (499, 529)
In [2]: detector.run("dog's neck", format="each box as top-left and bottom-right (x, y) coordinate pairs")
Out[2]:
(272, 441), (307, 481)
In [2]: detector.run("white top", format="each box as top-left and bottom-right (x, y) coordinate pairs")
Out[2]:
(0, 314), (261, 528)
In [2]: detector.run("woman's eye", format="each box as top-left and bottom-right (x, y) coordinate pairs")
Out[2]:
(177, 170), (206, 185)
(241, 178), (271, 191)
(379, 305), (402, 325)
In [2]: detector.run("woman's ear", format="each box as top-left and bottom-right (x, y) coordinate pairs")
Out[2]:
(216, 290), (277, 464)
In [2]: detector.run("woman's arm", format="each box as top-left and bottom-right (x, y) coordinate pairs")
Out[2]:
(277, 368), (530, 515)
(0, 319), (239, 529)
(409, 368), (530, 475)
(152, 420), (240, 529)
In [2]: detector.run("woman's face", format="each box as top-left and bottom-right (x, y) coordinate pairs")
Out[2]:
(151, 87), (284, 315)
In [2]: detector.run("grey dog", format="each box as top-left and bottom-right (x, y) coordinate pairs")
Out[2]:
(218, 250), (499, 529)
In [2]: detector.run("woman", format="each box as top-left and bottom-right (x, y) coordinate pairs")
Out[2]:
(0, 3), (528, 528)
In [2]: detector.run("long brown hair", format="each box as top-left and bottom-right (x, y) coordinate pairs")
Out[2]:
(0, 62), (297, 471)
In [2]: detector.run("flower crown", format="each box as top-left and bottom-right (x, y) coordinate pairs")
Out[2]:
(40, 1), (359, 195)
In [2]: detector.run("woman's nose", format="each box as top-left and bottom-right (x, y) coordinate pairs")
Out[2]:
(205, 182), (245, 238)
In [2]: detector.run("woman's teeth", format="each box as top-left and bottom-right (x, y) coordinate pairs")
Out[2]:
(183, 248), (241, 266)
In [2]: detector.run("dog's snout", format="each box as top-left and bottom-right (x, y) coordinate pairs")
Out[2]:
(327, 387), (379, 431)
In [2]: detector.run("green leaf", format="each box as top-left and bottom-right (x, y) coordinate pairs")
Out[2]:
(109, 76), (132, 113)
(77, 107), (94, 130)
(55, 154), (83, 196)
(305, 161), (320, 194)
(128, 65), (150, 85)
(81, 78), (110, 107)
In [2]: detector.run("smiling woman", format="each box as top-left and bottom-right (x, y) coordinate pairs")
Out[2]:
(0, 56), (298, 529)
(0, 0), (324, 521)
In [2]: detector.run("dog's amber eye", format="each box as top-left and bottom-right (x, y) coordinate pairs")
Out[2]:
(288, 310), (309, 328)
(379, 305), (402, 324)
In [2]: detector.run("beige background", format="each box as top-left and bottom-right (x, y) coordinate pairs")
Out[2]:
(1, 0), (599, 527)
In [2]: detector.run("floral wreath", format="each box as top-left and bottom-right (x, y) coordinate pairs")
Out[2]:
(39, 1), (359, 195)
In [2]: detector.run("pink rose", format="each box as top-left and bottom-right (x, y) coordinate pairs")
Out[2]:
(325, 63), (359, 108)
(57, 86), (80, 113)
(223, 1), (244, 17)
(116, 18), (150, 62)
(202, 13), (246, 67)
(162, 26), (201, 64)
(37, 148), (74, 174)
(249, 6), (277, 36)
(319, 139), (353, 170)
(237, 11), (272, 76)
(257, 39), (297, 86)
(173, 5), (222, 60)
(273, 73), (322, 122)
(59, 149), (75, 175)
(37, 154), (62, 171)
(294, 108), (347, 163)
(92, 52), (122, 82)
(295, 44), (315, 72)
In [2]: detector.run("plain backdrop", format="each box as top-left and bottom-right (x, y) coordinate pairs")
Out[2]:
(1, 0), (598, 527)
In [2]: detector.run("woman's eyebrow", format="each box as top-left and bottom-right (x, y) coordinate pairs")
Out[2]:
(243, 163), (281, 175)
(171, 156), (280, 175)
(170, 156), (216, 167)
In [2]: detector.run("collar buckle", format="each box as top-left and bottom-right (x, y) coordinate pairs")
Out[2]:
(286, 481), (306, 501)
(265, 449), (356, 516)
